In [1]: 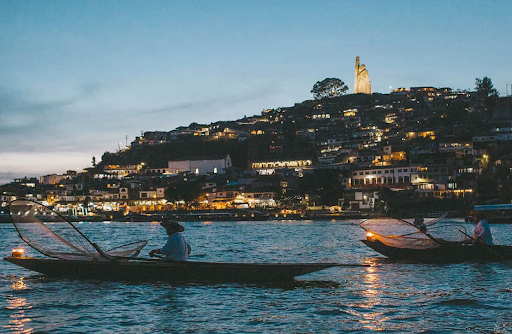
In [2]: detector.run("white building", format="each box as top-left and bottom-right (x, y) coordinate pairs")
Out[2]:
(139, 188), (165, 199)
(251, 159), (312, 175)
(103, 164), (143, 179)
(351, 166), (421, 187)
(438, 142), (475, 155)
(40, 173), (70, 185)
(168, 155), (231, 175)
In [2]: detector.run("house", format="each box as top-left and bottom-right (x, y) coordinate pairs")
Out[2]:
(251, 159), (312, 175)
(350, 166), (421, 188)
(168, 154), (232, 175)
(103, 164), (143, 179)
(340, 189), (380, 211)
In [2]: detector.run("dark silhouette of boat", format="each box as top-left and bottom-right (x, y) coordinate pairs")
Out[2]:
(360, 216), (512, 262)
(4, 257), (346, 283)
(361, 238), (512, 262)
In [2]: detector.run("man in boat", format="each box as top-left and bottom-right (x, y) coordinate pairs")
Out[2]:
(413, 215), (427, 232)
(149, 220), (191, 260)
(468, 213), (493, 245)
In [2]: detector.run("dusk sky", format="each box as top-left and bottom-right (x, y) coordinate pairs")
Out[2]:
(1, 0), (511, 185)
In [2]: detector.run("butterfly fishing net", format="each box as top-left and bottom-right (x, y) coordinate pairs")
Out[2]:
(9, 199), (146, 260)
(105, 240), (148, 258)
(360, 217), (467, 250)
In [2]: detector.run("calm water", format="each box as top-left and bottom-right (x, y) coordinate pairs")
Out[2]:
(2, 220), (512, 333)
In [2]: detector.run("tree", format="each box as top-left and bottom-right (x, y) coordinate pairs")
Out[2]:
(475, 77), (499, 116)
(165, 179), (203, 203)
(311, 78), (348, 100)
(298, 170), (344, 206)
(475, 77), (498, 98)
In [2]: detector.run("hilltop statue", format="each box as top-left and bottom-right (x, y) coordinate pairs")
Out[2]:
(354, 56), (372, 94)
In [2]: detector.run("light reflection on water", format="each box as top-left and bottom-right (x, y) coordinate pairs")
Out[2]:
(1, 221), (512, 333)
(4, 277), (33, 334)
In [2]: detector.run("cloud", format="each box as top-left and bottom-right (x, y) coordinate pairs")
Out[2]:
(0, 83), (103, 152)
(0, 172), (28, 186)
(0, 151), (94, 185)
(145, 85), (278, 117)
(0, 88), (73, 133)
(0, 80), (281, 184)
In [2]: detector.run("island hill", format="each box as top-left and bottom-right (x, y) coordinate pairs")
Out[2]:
(2, 77), (512, 221)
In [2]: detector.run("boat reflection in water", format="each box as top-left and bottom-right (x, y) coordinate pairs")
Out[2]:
(5, 277), (33, 334)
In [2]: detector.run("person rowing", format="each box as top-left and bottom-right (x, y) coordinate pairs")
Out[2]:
(149, 219), (191, 261)
(413, 215), (427, 232)
(466, 212), (493, 245)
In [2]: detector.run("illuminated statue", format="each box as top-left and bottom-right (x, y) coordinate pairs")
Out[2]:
(354, 56), (372, 94)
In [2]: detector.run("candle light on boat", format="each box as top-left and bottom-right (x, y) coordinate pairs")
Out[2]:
(12, 248), (24, 258)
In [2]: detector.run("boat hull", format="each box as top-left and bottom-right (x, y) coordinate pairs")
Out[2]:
(4, 257), (338, 283)
(362, 239), (512, 263)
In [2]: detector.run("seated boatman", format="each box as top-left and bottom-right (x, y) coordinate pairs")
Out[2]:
(470, 213), (493, 245)
(149, 220), (191, 261)
(413, 215), (427, 232)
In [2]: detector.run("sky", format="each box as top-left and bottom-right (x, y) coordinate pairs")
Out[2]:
(1, 0), (511, 185)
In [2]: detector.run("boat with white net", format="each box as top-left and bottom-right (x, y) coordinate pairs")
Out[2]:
(360, 217), (512, 262)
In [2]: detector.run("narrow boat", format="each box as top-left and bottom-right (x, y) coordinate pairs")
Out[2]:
(361, 237), (512, 263)
(4, 256), (343, 282)
(360, 217), (512, 263)
(6, 199), (364, 283)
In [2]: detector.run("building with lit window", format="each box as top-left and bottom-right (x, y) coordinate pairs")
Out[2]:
(168, 154), (232, 175)
(251, 159), (312, 175)
(350, 166), (422, 188)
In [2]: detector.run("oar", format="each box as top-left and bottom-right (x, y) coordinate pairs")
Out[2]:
(456, 229), (506, 261)
(425, 212), (448, 226)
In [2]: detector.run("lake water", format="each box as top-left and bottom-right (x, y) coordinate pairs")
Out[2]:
(1, 220), (512, 333)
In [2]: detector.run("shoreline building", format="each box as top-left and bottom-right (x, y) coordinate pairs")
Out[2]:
(168, 154), (232, 175)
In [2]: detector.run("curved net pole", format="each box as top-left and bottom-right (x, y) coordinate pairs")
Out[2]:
(8, 199), (110, 260)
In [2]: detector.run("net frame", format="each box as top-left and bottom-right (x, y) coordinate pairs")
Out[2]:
(9, 199), (146, 261)
(361, 217), (467, 250)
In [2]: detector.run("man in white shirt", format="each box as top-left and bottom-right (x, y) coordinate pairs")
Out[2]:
(469, 213), (493, 245)
(149, 220), (191, 261)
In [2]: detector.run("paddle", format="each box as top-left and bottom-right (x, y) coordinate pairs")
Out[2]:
(391, 217), (453, 247)
(425, 212), (448, 226)
(456, 228), (505, 261)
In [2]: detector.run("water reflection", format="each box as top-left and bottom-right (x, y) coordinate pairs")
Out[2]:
(359, 265), (388, 330)
(3, 277), (33, 334)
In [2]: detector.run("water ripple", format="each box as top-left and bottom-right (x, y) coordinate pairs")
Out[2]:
(2, 221), (512, 333)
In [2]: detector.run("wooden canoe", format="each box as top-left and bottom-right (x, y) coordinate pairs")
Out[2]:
(362, 239), (512, 263)
(4, 257), (346, 283)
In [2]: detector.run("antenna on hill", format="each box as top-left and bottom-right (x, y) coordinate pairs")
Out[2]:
(125, 135), (128, 148)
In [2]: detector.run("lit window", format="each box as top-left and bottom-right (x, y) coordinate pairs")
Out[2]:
(213, 167), (218, 174)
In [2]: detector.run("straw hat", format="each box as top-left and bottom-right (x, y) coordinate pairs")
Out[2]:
(160, 219), (185, 232)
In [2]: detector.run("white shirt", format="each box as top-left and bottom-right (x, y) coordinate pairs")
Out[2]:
(472, 219), (493, 245)
(161, 232), (191, 261)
